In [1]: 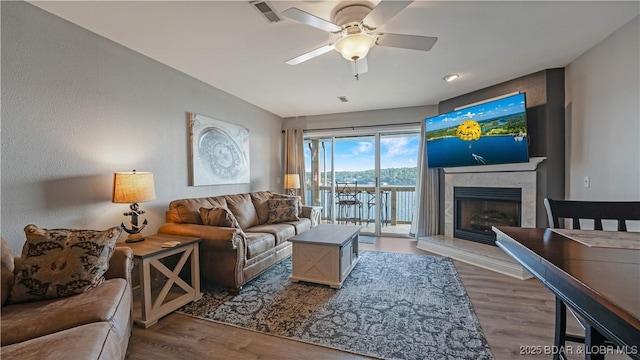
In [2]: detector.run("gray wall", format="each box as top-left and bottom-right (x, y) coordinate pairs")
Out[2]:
(565, 16), (639, 201)
(282, 105), (438, 131)
(1, 2), (283, 254)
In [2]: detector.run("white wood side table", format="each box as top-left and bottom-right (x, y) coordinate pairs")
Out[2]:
(118, 234), (202, 328)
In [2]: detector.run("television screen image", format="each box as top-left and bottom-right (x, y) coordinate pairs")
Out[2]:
(425, 93), (529, 168)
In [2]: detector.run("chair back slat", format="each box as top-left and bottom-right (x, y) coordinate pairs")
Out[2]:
(336, 181), (359, 202)
(544, 198), (640, 232)
(572, 218), (581, 230)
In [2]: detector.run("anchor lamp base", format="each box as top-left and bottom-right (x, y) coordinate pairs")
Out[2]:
(125, 233), (145, 243)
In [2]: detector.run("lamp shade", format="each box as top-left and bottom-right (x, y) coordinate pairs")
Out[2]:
(284, 174), (301, 190)
(112, 171), (156, 203)
(334, 33), (376, 61)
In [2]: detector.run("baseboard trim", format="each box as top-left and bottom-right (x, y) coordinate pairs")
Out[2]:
(417, 235), (533, 280)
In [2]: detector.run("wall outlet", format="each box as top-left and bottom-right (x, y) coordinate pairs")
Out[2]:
(584, 176), (590, 188)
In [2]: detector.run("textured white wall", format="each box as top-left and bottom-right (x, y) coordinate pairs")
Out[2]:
(1, 2), (283, 254)
(565, 16), (640, 201)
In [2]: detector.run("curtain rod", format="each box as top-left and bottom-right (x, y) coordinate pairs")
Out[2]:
(282, 121), (421, 133)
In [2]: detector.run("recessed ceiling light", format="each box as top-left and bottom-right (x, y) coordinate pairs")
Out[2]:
(443, 74), (460, 82)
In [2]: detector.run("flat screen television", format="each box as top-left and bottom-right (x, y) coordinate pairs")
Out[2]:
(425, 92), (529, 168)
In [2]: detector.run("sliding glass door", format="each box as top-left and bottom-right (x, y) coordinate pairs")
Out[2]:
(378, 133), (420, 236)
(304, 129), (419, 237)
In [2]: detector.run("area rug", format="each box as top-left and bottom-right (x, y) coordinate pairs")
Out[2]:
(178, 251), (493, 360)
(359, 235), (377, 244)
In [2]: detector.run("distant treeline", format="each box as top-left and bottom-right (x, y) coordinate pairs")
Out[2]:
(306, 167), (417, 186)
(426, 113), (527, 141)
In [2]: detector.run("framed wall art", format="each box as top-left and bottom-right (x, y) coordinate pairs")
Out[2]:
(188, 112), (250, 186)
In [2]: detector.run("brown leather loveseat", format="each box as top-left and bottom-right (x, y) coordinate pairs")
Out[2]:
(158, 191), (319, 291)
(0, 237), (133, 359)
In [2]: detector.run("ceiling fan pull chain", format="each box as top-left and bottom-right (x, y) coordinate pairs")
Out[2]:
(354, 59), (360, 81)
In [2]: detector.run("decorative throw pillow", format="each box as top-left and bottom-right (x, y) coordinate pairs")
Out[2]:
(272, 193), (302, 215)
(10, 224), (122, 304)
(199, 207), (241, 229)
(267, 198), (300, 224)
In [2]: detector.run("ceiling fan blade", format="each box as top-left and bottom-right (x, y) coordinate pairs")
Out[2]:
(362, 0), (413, 30)
(377, 33), (438, 51)
(286, 44), (335, 65)
(281, 8), (342, 33)
(351, 57), (369, 75)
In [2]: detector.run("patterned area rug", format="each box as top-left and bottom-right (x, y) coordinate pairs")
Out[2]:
(178, 251), (494, 360)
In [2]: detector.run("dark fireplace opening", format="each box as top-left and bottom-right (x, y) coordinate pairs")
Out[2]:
(454, 187), (522, 246)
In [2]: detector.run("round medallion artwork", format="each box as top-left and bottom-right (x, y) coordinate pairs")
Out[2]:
(198, 127), (246, 181)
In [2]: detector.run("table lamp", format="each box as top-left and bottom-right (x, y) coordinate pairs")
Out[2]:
(284, 174), (300, 196)
(112, 170), (156, 242)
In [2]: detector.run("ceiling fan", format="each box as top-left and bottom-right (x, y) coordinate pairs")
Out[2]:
(281, 0), (438, 79)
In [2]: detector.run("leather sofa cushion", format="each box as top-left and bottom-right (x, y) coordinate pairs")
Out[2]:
(224, 193), (259, 229)
(286, 218), (312, 234)
(169, 197), (228, 224)
(245, 233), (275, 259)
(250, 191), (274, 224)
(1, 237), (14, 306)
(199, 207), (241, 229)
(1, 278), (129, 346)
(1, 322), (123, 360)
(246, 224), (295, 246)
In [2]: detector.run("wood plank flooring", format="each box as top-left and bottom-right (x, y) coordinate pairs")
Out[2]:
(126, 237), (579, 360)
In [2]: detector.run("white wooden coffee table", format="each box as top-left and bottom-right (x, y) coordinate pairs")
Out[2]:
(288, 224), (360, 288)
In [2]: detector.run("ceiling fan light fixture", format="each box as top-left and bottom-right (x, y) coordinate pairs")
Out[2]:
(334, 33), (376, 61)
(444, 74), (460, 82)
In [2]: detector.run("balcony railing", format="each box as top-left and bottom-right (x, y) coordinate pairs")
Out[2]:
(305, 185), (416, 225)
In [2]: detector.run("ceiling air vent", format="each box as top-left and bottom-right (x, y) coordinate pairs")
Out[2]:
(250, 1), (281, 23)
(338, 96), (349, 103)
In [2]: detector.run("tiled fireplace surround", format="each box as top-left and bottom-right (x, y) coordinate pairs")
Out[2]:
(444, 170), (536, 238)
(417, 158), (546, 280)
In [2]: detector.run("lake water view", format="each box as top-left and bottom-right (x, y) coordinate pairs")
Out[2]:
(427, 135), (529, 168)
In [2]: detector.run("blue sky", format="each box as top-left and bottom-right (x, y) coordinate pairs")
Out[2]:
(425, 93), (526, 132)
(305, 135), (420, 172)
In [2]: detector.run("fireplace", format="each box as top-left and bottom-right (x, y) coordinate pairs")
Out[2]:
(419, 160), (543, 280)
(443, 162), (541, 245)
(454, 187), (522, 246)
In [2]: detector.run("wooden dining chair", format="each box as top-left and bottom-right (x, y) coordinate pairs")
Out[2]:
(543, 198), (640, 360)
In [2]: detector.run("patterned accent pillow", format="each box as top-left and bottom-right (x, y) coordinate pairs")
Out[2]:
(267, 198), (300, 224)
(10, 224), (122, 304)
(199, 207), (241, 229)
(272, 193), (302, 215)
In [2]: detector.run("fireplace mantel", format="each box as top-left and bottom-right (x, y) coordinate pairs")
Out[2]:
(443, 157), (546, 174)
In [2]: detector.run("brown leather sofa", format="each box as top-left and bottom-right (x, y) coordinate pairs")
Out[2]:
(0, 237), (133, 360)
(158, 191), (319, 291)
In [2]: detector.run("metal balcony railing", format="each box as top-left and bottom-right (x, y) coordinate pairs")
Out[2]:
(305, 185), (416, 225)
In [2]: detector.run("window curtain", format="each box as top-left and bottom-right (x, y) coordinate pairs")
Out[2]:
(283, 128), (306, 204)
(410, 121), (440, 237)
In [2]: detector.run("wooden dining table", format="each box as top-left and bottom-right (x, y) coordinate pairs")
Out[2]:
(493, 226), (639, 360)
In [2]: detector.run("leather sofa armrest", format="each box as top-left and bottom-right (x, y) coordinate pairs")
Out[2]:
(104, 247), (133, 284)
(301, 206), (321, 227)
(158, 223), (245, 251)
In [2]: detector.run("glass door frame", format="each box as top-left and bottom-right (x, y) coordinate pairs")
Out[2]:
(304, 125), (420, 237)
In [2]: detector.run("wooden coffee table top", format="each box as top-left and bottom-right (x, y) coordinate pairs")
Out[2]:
(289, 224), (360, 246)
